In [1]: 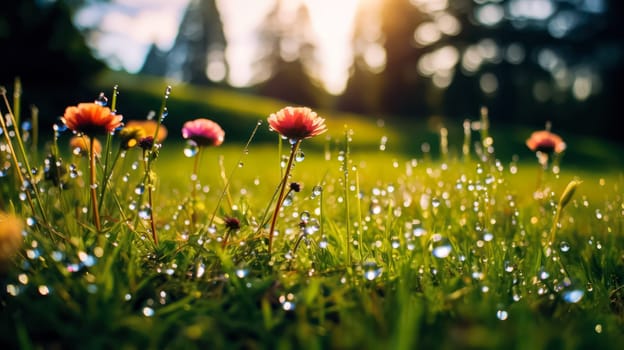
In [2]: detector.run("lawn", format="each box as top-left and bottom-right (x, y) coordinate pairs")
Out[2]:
(1, 79), (623, 349)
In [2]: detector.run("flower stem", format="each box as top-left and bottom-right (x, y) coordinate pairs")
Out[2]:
(89, 137), (102, 231)
(190, 147), (202, 228)
(148, 180), (158, 246)
(98, 147), (122, 213)
(142, 149), (158, 246)
(268, 140), (301, 256)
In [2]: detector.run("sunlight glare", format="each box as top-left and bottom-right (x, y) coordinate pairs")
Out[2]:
(302, 0), (360, 95)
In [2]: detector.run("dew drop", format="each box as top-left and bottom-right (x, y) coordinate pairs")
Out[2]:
(586, 282), (593, 292)
(311, 185), (323, 198)
(134, 184), (145, 195)
(504, 260), (515, 273)
(430, 234), (452, 258)
(431, 198), (441, 208)
(496, 309), (508, 320)
(369, 202), (382, 215)
(391, 238), (400, 249)
(184, 142), (199, 157)
(483, 231), (494, 242)
(235, 269), (249, 278)
(282, 301), (295, 311)
(142, 307), (155, 317)
(139, 207), (152, 220)
(412, 227), (426, 237)
(38, 285), (50, 295)
(26, 217), (36, 226)
(94, 92), (108, 106)
(559, 241), (571, 253)
(295, 150), (305, 162)
(362, 261), (382, 281)
(562, 289), (584, 303)
(196, 262), (206, 278)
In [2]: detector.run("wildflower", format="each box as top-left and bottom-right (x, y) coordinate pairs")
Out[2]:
(118, 126), (146, 149)
(182, 118), (225, 147)
(526, 130), (566, 155)
(224, 217), (241, 231)
(125, 120), (168, 144)
(138, 136), (155, 151)
(182, 119), (224, 228)
(266, 107), (326, 256)
(0, 212), (23, 268)
(70, 136), (101, 157)
(289, 182), (301, 193)
(268, 106), (327, 140)
(62, 102), (123, 136)
(222, 216), (241, 248)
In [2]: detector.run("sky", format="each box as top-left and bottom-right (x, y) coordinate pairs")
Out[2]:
(75, 0), (362, 94)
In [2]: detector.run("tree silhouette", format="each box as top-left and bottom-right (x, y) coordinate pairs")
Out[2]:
(140, 0), (227, 85)
(252, 0), (323, 107)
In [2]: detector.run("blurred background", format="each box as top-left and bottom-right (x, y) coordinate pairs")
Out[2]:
(1, 0), (623, 145)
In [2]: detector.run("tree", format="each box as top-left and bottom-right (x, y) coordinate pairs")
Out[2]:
(252, 0), (323, 107)
(140, 0), (227, 85)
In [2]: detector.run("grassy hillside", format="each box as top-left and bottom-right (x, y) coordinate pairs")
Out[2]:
(95, 71), (624, 172)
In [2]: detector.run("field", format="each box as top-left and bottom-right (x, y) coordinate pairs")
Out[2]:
(1, 81), (623, 349)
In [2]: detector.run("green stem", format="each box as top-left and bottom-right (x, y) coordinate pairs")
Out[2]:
(148, 180), (158, 246)
(268, 140), (301, 256)
(208, 120), (261, 230)
(1, 90), (48, 223)
(190, 147), (202, 228)
(343, 130), (352, 268)
(90, 137), (102, 231)
(98, 147), (122, 212)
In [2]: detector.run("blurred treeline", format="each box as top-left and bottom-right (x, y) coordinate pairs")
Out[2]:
(1, 0), (622, 142)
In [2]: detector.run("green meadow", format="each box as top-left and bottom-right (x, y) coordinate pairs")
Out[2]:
(1, 77), (623, 349)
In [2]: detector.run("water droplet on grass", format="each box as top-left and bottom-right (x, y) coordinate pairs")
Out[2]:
(295, 150), (305, 162)
(38, 285), (50, 295)
(496, 309), (509, 320)
(391, 238), (400, 249)
(319, 236), (329, 248)
(94, 93), (108, 106)
(363, 261), (382, 281)
(311, 185), (322, 197)
(184, 142), (199, 157)
(559, 241), (571, 252)
(562, 289), (584, 303)
(142, 307), (154, 317)
(430, 234), (452, 258)
(412, 227), (426, 237)
(235, 269), (249, 278)
(134, 184), (145, 195)
(139, 207), (152, 219)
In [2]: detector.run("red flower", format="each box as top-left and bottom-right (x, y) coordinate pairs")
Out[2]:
(62, 103), (123, 135)
(526, 130), (566, 154)
(268, 107), (327, 140)
(181, 118), (225, 146)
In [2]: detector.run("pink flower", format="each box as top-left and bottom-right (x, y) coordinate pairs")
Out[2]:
(62, 103), (123, 136)
(181, 118), (225, 146)
(526, 130), (566, 154)
(268, 107), (327, 140)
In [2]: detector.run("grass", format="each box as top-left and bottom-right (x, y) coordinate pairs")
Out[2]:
(1, 82), (623, 349)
